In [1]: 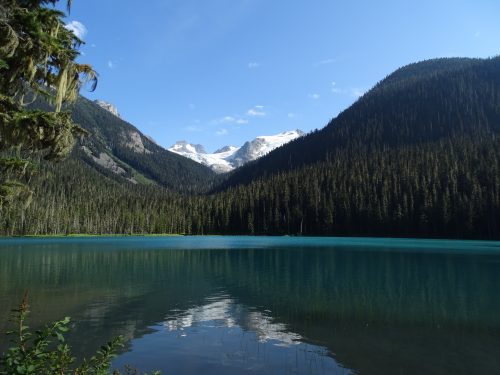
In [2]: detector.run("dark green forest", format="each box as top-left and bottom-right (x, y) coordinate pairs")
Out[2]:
(1, 57), (499, 239)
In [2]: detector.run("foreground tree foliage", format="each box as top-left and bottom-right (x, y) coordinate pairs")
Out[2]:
(0, 2), (164, 373)
(0, 294), (161, 375)
(0, 0), (96, 209)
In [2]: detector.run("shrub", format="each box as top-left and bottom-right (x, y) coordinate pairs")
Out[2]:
(0, 293), (160, 375)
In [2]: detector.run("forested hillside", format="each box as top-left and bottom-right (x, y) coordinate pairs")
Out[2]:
(1, 157), (185, 235)
(33, 96), (216, 193)
(2, 57), (499, 239)
(219, 57), (500, 188)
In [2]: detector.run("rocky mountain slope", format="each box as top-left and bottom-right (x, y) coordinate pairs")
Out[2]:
(32, 96), (216, 193)
(94, 100), (121, 118)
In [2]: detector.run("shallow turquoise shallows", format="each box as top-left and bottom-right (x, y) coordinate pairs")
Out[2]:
(1, 236), (500, 374)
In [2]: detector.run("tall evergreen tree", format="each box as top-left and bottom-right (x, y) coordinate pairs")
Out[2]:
(0, 0), (96, 209)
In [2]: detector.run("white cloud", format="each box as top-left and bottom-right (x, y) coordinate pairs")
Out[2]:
(247, 105), (266, 117)
(308, 93), (320, 100)
(216, 128), (228, 136)
(107, 60), (115, 69)
(313, 58), (338, 67)
(185, 125), (202, 132)
(212, 105), (267, 126)
(213, 116), (248, 125)
(350, 88), (365, 98)
(331, 81), (341, 93)
(248, 62), (261, 69)
(329, 82), (365, 97)
(64, 21), (87, 40)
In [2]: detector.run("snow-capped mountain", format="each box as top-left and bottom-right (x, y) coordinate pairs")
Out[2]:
(169, 130), (304, 173)
(231, 130), (305, 168)
(94, 100), (120, 118)
(169, 142), (237, 173)
(170, 141), (207, 155)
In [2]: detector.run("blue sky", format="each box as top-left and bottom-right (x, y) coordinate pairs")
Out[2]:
(63, 0), (500, 151)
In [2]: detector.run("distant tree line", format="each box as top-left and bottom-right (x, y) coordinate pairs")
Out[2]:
(1, 134), (498, 239)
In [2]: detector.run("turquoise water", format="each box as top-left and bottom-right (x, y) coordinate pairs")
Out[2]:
(1, 236), (500, 374)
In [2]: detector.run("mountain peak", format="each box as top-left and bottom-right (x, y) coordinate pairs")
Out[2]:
(214, 145), (238, 154)
(170, 141), (207, 155)
(256, 129), (304, 140)
(168, 130), (304, 173)
(94, 100), (120, 118)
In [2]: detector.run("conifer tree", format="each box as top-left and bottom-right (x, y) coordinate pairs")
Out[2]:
(0, 0), (97, 209)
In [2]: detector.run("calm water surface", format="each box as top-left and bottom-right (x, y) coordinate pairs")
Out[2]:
(1, 236), (500, 374)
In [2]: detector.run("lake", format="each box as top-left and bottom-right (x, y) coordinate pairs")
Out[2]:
(1, 236), (500, 374)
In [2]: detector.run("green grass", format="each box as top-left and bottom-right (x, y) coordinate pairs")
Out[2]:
(4, 233), (184, 238)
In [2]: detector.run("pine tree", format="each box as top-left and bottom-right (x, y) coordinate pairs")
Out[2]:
(0, 0), (97, 209)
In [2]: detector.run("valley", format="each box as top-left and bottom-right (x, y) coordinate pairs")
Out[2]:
(1, 2), (499, 374)
(2, 57), (499, 239)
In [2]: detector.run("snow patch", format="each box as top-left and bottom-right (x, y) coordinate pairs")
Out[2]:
(168, 129), (303, 173)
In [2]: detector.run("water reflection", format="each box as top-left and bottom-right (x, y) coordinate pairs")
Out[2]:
(1, 237), (500, 374)
(163, 294), (302, 346)
(164, 296), (238, 333)
(115, 294), (348, 375)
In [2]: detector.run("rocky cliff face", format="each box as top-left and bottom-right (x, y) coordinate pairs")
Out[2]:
(94, 100), (120, 118)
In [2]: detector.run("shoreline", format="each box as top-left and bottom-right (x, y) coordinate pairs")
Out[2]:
(0, 233), (499, 242)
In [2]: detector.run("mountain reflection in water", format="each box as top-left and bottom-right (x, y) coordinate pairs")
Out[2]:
(163, 295), (302, 345)
(113, 294), (348, 374)
(1, 236), (500, 374)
